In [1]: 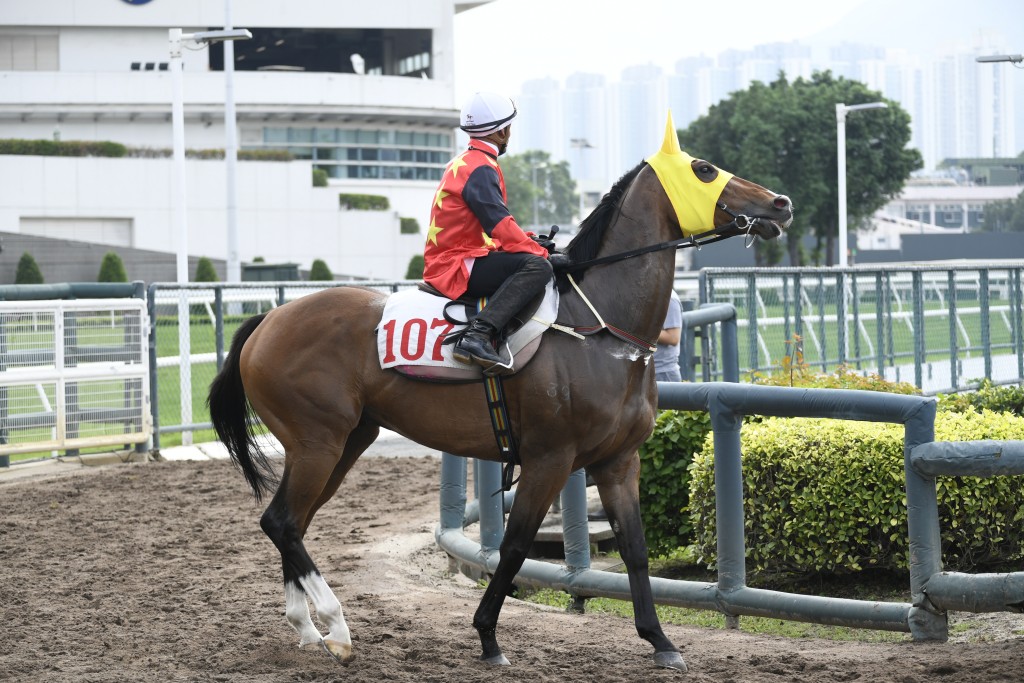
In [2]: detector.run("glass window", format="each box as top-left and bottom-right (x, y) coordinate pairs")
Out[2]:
(357, 130), (378, 144)
(400, 167), (416, 180)
(415, 150), (430, 163)
(361, 148), (379, 161)
(264, 127), (288, 143)
(429, 168), (442, 181)
(413, 132), (429, 147)
(399, 149), (415, 162)
(378, 130), (395, 145)
(347, 148), (361, 161)
(440, 133), (451, 147)
(338, 129), (358, 143)
(346, 166), (361, 179)
(288, 128), (313, 143)
(430, 151), (446, 164)
(360, 166), (381, 179)
(415, 167), (431, 180)
(290, 147), (313, 160)
(396, 131), (413, 145)
(382, 166), (400, 179)
(315, 128), (337, 143)
(314, 148), (338, 161)
(380, 149), (399, 162)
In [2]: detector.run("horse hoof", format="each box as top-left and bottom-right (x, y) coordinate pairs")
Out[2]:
(321, 638), (354, 665)
(480, 653), (511, 666)
(653, 650), (688, 672)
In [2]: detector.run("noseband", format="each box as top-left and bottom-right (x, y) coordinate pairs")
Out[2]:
(558, 201), (775, 274)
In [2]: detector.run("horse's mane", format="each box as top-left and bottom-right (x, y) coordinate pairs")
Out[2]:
(564, 161), (646, 270)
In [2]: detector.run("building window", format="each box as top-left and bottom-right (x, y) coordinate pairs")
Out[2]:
(256, 126), (452, 182)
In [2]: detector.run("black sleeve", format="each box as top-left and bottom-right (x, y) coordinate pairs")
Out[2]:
(461, 165), (514, 236)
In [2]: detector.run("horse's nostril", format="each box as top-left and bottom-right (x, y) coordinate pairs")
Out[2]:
(773, 196), (791, 210)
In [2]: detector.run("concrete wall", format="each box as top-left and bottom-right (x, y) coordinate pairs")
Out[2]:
(0, 155), (426, 281)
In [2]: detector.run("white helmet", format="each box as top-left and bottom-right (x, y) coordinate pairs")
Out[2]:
(460, 91), (517, 137)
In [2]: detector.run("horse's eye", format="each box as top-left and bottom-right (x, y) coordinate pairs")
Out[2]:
(699, 165), (713, 174)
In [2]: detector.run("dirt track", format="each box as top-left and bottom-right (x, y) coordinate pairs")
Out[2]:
(1, 452), (1022, 682)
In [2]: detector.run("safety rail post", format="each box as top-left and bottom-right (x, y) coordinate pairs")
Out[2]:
(816, 272), (827, 371)
(679, 300), (696, 382)
(948, 270), (959, 390)
(147, 284), (161, 449)
(836, 270), (847, 367)
(912, 271), (925, 388)
(746, 273), (757, 373)
(980, 270), (992, 381)
(709, 395), (745, 629)
(475, 458), (505, 554)
(1013, 268), (1024, 380)
(851, 274), (861, 370)
(560, 469), (591, 571)
(793, 271), (803, 357)
(214, 286), (225, 370)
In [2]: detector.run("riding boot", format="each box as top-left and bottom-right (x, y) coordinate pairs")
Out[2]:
(474, 256), (553, 333)
(452, 319), (502, 368)
(453, 256), (552, 371)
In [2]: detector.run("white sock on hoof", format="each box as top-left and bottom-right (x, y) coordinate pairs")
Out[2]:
(299, 572), (352, 651)
(285, 581), (323, 647)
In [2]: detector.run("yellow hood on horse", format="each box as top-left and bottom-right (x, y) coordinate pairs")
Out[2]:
(646, 111), (734, 236)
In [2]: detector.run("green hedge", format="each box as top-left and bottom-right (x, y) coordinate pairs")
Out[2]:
(939, 380), (1024, 418)
(400, 217), (421, 234)
(688, 410), (1024, 574)
(0, 139), (127, 157)
(638, 410), (712, 557)
(338, 193), (390, 210)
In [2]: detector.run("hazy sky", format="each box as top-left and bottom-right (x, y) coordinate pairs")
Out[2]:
(452, 0), (871, 103)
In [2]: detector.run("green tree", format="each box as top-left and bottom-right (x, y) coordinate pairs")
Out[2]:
(405, 253), (424, 280)
(97, 251), (128, 282)
(194, 257), (219, 282)
(500, 150), (579, 229)
(309, 258), (333, 281)
(681, 71), (922, 266)
(14, 252), (43, 284)
(979, 191), (1024, 232)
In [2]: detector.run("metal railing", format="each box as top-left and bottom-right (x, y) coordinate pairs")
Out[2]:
(146, 280), (418, 449)
(437, 383), (1024, 640)
(0, 291), (151, 465)
(698, 263), (1024, 393)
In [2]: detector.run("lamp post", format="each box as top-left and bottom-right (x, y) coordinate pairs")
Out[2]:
(570, 137), (594, 222)
(168, 26), (250, 445)
(976, 54), (1023, 64)
(836, 101), (887, 268)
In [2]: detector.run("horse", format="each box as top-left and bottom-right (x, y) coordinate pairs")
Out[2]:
(208, 117), (793, 672)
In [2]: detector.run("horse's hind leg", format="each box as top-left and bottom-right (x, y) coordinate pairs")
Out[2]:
(261, 423), (377, 663)
(588, 451), (687, 671)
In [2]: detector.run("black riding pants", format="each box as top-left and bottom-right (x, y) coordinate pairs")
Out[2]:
(464, 252), (552, 331)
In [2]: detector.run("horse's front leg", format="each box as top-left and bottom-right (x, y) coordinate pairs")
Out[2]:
(472, 463), (569, 665)
(590, 451), (688, 672)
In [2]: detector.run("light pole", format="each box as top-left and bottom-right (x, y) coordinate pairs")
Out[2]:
(570, 137), (594, 223)
(168, 26), (250, 445)
(836, 101), (887, 268)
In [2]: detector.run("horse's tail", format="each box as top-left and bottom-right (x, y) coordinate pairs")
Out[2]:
(207, 313), (278, 503)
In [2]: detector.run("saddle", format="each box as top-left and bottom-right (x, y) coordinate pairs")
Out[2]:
(376, 281), (559, 382)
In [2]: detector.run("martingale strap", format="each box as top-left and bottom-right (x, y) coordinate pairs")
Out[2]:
(471, 296), (519, 492)
(484, 373), (520, 492)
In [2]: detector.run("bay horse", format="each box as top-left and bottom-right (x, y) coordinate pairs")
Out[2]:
(208, 117), (793, 672)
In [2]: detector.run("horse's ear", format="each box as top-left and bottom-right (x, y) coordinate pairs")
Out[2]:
(658, 110), (682, 156)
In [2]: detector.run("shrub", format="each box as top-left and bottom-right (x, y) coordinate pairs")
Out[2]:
(688, 410), (1024, 575)
(638, 409), (712, 556)
(97, 252), (128, 282)
(338, 193), (390, 210)
(0, 139), (127, 157)
(405, 254), (424, 280)
(400, 217), (421, 234)
(309, 259), (333, 281)
(194, 257), (219, 282)
(312, 168), (328, 187)
(14, 252), (44, 284)
(938, 380), (1024, 418)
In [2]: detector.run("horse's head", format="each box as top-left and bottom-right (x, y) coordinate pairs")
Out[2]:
(647, 114), (793, 242)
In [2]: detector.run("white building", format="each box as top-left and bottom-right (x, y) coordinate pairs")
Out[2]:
(0, 0), (492, 280)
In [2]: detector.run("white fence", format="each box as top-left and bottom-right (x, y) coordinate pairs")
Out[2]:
(0, 299), (151, 460)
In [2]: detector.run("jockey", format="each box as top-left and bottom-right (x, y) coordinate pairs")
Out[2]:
(424, 91), (555, 372)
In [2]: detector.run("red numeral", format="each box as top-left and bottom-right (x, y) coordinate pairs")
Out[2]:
(382, 319), (397, 363)
(430, 318), (455, 360)
(400, 318), (427, 361)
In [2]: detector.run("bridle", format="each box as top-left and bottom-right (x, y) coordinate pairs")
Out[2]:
(557, 201), (776, 274)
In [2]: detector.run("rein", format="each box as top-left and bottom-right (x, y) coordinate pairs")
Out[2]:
(559, 202), (768, 274)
